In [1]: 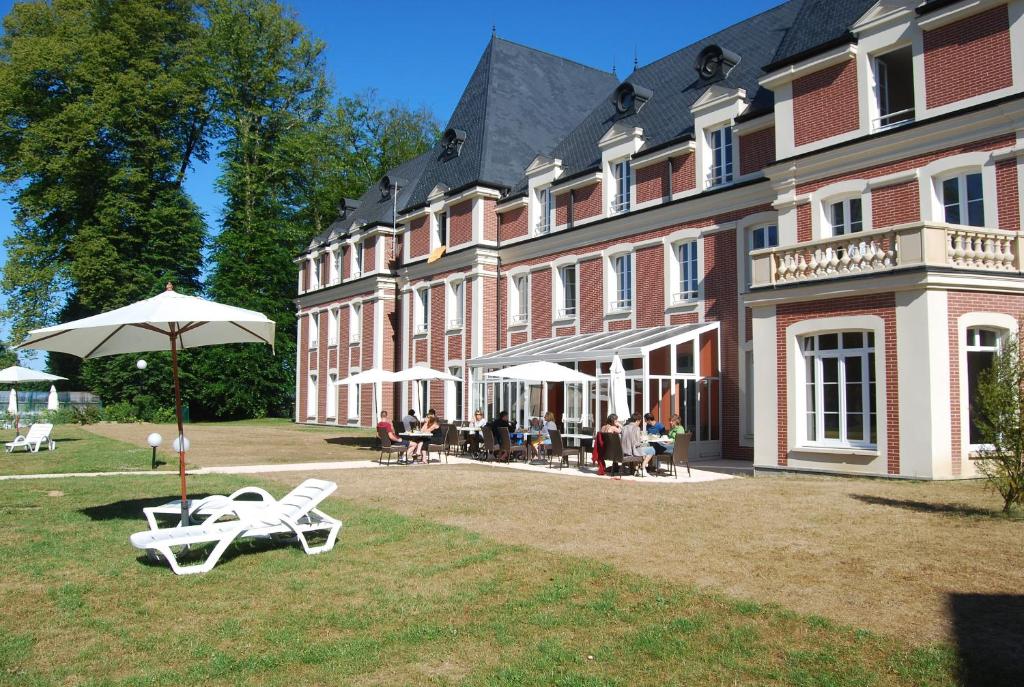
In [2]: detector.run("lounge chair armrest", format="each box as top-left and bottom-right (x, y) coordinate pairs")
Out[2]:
(225, 486), (276, 503)
(199, 504), (250, 525)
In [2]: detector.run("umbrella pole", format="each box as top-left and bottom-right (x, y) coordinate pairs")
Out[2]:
(170, 327), (188, 527)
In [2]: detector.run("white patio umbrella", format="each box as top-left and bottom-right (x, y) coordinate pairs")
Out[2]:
(0, 365), (67, 432)
(18, 284), (275, 525)
(486, 361), (596, 428)
(47, 385), (59, 411)
(335, 368), (397, 421)
(392, 366), (460, 415)
(609, 354), (630, 420)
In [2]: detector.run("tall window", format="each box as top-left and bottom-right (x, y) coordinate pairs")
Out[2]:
(436, 211), (448, 247)
(347, 380), (360, 423)
(748, 224), (778, 287)
(942, 173), (984, 227)
(512, 275), (529, 323)
(307, 374), (317, 419)
(558, 265), (577, 318)
(830, 198), (863, 236)
(612, 253), (632, 310)
(710, 125), (734, 186)
(448, 281), (464, 328)
(312, 257), (322, 289)
(328, 308), (339, 345)
(326, 373), (337, 419)
(353, 241), (364, 276)
(612, 160), (631, 214)
(675, 241), (699, 302)
(966, 327), (1000, 445)
(349, 303), (361, 343)
(536, 188), (554, 234)
(418, 380), (429, 416)
(447, 366), (463, 421)
(802, 332), (876, 446)
(308, 313), (318, 349)
(332, 248), (342, 283)
(874, 46), (914, 130)
(416, 289), (429, 333)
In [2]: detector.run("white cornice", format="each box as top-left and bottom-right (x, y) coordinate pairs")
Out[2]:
(759, 44), (858, 89)
(733, 113), (775, 136)
(916, 0), (1006, 29)
(551, 171), (602, 193)
(690, 85), (747, 116)
(598, 123), (644, 150)
(496, 196), (528, 210)
(525, 155), (563, 178)
(852, 0), (917, 34)
(632, 140), (696, 168)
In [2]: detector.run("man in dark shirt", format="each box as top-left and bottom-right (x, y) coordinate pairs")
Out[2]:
(401, 409), (419, 433)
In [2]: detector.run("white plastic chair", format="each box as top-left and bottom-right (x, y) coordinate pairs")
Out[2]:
(142, 485), (279, 530)
(129, 479), (342, 575)
(5, 423), (55, 453)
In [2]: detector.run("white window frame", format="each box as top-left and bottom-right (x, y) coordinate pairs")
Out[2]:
(611, 159), (631, 214)
(674, 240), (699, 303)
(747, 224), (778, 288)
(871, 45), (915, 132)
(555, 263), (578, 320)
(828, 196), (865, 236)
(939, 171), (986, 228)
(352, 240), (363, 278)
(447, 279), (465, 330)
(709, 125), (734, 186)
(446, 365), (463, 421)
(607, 251), (633, 313)
(326, 372), (338, 419)
(535, 187), (554, 235)
(510, 273), (529, 326)
(306, 373), (317, 419)
(327, 308), (339, 346)
(801, 331), (877, 449)
(349, 303), (362, 344)
(958, 314), (1016, 453)
(311, 256), (322, 290)
(434, 210), (449, 248)
(347, 375), (360, 424)
(415, 288), (429, 334)
(308, 312), (319, 349)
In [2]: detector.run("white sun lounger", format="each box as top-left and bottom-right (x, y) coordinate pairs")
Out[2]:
(5, 423), (55, 453)
(142, 486), (280, 530)
(129, 478), (342, 575)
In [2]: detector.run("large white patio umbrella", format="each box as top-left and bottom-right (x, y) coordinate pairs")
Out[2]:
(392, 366), (460, 415)
(334, 368), (397, 421)
(609, 354), (630, 420)
(0, 365), (67, 432)
(18, 284), (275, 525)
(486, 361), (596, 427)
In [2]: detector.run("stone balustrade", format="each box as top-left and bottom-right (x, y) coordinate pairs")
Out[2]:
(750, 222), (1022, 288)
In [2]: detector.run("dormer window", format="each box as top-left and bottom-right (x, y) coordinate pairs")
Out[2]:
(440, 128), (467, 159)
(536, 187), (554, 235)
(379, 176), (393, 200)
(695, 45), (740, 81)
(612, 160), (631, 214)
(873, 46), (914, 131)
(612, 82), (652, 115)
(709, 125), (733, 186)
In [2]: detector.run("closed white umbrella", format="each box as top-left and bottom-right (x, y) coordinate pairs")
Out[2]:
(0, 366), (67, 433)
(47, 385), (59, 411)
(609, 354), (630, 419)
(18, 284), (275, 525)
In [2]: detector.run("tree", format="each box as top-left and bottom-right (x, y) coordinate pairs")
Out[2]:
(0, 342), (17, 368)
(974, 336), (1024, 513)
(0, 0), (212, 404)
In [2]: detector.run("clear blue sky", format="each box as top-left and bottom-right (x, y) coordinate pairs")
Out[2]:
(0, 0), (781, 354)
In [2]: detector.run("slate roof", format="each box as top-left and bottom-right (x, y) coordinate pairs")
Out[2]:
(765, 0), (879, 71)
(400, 37), (619, 212)
(305, 150), (432, 251)
(527, 0), (807, 187)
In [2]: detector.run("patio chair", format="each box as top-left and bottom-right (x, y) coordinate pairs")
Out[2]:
(129, 478), (342, 575)
(142, 485), (279, 530)
(547, 429), (582, 470)
(662, 433), (692, 478)
(426, 423), (459, 464)
(377, 427), (407, 466)
(601, 432), (635, 476)
(5, 423), (55, 453)
(497, 427), (527, 463)
(480, 426), (500, 461)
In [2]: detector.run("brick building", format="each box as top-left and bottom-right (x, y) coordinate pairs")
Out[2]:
(295, 0), (1024, 479)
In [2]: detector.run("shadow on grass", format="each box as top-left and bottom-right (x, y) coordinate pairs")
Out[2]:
(950, 593), (1024, 686)
(79, 494), (216, 521)
(849, 494), (1001, 519)
(324, 436), (376, 448)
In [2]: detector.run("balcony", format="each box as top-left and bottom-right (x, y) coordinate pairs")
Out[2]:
(750, 222), (1021, 288)
(534, 220), (551, 236)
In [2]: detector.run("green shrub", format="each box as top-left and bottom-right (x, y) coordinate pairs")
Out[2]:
(102, 401), (139, 424)
(975, 337), (1024, 513)
(40, 407), (81, 425)
(76, 406), (102, 425)
(147, 407), (178, 424)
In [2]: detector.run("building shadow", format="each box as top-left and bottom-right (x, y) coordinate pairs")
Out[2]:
(949, 593), (1024, 686)
(849, 494), (999, 519)
(79, 494), (215, 522)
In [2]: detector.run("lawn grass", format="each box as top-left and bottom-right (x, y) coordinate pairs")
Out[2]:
(0, 425), (154, 475)
(0, 474), (960, 686)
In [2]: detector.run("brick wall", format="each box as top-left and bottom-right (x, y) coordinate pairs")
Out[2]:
(739, 127), (776, 176)
(449, 199), (473, 247)
(796, 204), (812, 242)
(483, 199), (497, 241)
(996, 159), (1020, 230)
(360, 303), (375, 425)
(555, 191), (571, 226)
(498, 206), (528, 241)
(301, 262), (310, 292)
(531, 269), (552, 339)
(636, 161), (670, 204)
(409, 216), (430, 258)
(871, 181), (920, 228)
(483, 274), (500, 355)
(297, 314), (308, 419)
(792, 59), (859, 147)
(775, 293), (900, 473)
(510, 331), (528, 346)
(574, 182), (602, 220)
(447, 333), (462, 360)
(363, 238), (375, 274)
(946, 291), (1024, 474)
(924, 5), (1013, 109)
(430, 284), (445, 411)
(671, 154), (695, 194)
(579, 257), (604, 333)
(382, 297), (398, 418)
(341, 246), (349, 280)
(636, 244), (665, 328)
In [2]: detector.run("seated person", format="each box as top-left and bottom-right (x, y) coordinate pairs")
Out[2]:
(621, 413), (657, 474)
(467, 408), (487, 453)
(596, 414), (622, 474)
(643, 412), (665, 435)
(666, 414), (686, 439)
(377, 411), (417, 459)
(538, 411), (558, 459)
(401, 409), (419, 433)
(489, 410), (516, 461)
(421, 409), (444, 443)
